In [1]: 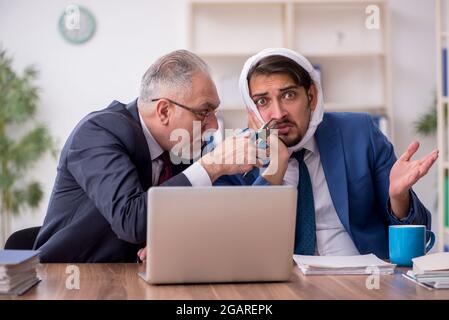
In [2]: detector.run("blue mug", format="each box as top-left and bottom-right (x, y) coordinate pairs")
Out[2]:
(389, 225), (435, 267)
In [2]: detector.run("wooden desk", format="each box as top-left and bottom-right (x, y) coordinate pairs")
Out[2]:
(2, 264), (449, 300)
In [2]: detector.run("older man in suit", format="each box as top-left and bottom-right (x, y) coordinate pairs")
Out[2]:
(34, 50), (258, 262)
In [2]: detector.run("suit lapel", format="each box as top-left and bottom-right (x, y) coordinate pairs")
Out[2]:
(125, 99), (190, 182)
(315, 118), (351, 234)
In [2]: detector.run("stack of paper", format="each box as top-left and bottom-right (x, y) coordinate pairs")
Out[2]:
(293, 254), (396, 275)
(0, 250), (41, 295)
(404, 252), (449, 290)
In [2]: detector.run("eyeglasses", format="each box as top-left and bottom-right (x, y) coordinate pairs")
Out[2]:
(151, 98), (217, 120)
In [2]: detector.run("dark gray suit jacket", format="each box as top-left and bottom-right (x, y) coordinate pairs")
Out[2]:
(34, 99), (192, 262)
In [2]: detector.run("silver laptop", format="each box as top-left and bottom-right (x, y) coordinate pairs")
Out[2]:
(139, 186), (297, 284)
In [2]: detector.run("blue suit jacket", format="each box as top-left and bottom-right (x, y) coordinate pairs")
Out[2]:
(34, 99), (192, 263)
(216, 113), (431, 259)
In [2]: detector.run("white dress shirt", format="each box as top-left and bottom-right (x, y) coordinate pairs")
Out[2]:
(282, 137), (360, 256)
(138, 113), (212, 187)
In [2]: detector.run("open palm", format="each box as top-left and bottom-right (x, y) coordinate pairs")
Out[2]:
(389, 141), (438, 197)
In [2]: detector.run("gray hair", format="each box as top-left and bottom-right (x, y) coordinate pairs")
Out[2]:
(139, 50), (210, 104)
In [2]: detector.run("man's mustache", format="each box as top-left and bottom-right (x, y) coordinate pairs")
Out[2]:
(271, 119), (295, 129)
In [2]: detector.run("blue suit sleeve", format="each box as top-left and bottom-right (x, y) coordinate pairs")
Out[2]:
(208, 129), (272, 187)
(386, 190), (431, 229)
(367, 115), (431, 230)
(214, 168), (271, 186)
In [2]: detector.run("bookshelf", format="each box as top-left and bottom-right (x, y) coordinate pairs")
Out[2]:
(436, 0), (449, 252)
(187, 0), (393, 139)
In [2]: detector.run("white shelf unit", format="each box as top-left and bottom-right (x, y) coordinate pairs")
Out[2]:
(187, 0), (393, 140)
(436, 0), (449, 252)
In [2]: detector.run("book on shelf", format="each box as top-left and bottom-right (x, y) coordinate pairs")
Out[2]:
(443, 48), (447, 97)
(0, 250), (41, 295)
(445, 172), (448, 229)
(445, 172), (449, 252)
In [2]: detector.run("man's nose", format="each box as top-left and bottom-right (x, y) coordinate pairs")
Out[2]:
(202, 114), (218, 131)
(270, 100), (286, 120)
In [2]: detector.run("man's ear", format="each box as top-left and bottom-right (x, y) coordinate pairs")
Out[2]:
(155, 99), (171, 126)
(308, 84), (318, 111)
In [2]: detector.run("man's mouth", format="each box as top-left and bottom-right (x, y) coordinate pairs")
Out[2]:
(274, 122), (293, 135)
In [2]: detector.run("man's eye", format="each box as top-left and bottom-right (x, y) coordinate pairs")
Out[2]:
(255, 98), (268, 106)
(283, 91), (296, 100)
(200, 110), (211, 117)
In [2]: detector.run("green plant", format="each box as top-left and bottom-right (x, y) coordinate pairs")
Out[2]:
(0, 48), (56, 246)
(414, 94), (447, 136)
(415, 106), (437, 136)
(414, 93), (446, 215)
(414, 94), (436, 136)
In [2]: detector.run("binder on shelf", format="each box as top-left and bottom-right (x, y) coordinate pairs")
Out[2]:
(444, 170), (449, 252)
(443, 48), (448, 97)
(444, 171), (449, 252)
(445, 171), (448, 229)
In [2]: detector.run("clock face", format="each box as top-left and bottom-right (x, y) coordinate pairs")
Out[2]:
(58, 5), (96, 44)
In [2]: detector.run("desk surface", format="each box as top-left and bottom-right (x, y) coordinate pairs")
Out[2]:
(2, 263), (449, 300)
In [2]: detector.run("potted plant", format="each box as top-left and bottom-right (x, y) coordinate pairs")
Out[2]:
(414, 95), (438, 136)
(0, 48), (56, 247)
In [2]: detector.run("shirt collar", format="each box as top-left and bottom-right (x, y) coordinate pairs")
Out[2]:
(288, 135), (318, 157)
(138, 112), (164, 161)
(302, 135), (317, 155)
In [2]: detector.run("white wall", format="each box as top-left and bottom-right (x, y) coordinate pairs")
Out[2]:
(0, 0), (187, 234)
(389, 0), (438, 236)
(0, 1), (439, 240)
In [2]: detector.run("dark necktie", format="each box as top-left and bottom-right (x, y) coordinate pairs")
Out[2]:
(157, 151), (173, 186)
(292, 149), (316, 255)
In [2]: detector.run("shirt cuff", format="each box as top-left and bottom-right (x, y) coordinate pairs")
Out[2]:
(183, 162), (212, 187)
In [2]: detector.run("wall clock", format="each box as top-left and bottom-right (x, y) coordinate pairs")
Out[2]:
(58, 5), (96, 45)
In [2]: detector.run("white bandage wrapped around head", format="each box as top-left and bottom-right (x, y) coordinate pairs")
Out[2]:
(239, 48), (324, 152)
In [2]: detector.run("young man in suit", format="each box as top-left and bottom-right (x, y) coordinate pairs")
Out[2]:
(216, 48), (438, 258)
(34, 50), (259, 262)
